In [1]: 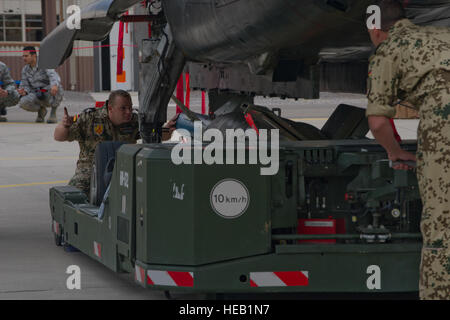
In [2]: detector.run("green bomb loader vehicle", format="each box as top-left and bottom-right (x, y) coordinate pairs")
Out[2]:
(41, 0), (450, 295)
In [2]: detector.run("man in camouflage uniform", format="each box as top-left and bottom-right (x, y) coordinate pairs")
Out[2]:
(18, 46), (63, 123)
(0, 61), (20, 122)
(54, 90), (139, 196)
(366, 0), (450, 299)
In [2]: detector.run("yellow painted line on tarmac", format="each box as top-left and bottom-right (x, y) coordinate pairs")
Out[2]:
(0, 180), (69, 189)
(0, 156), (76, 161)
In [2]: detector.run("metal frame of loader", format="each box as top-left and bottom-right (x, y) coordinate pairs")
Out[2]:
(50, 136), (422, 295)
(42, 0), (429, 297)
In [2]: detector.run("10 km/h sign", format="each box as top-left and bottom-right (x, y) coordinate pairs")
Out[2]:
(210, 179), (250, 219)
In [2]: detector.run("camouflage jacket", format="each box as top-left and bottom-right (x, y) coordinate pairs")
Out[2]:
(0, 61), (17, 93)
(19, 63), (61, 93)
(68, 106), (140, 171)
(366, 19), (450, 118)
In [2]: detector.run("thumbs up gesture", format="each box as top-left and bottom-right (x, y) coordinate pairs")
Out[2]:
(62, 107), (73, 128)
(0, 88), (8, 98)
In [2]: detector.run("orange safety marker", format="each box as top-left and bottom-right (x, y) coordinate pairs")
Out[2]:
(390, 118), (402, 143)
(117, 70), (126, 83)
(117, 11), (128, 76)
(201, 91), (206, 115)
(176, 75), (184, 114)
(244, 111), (259, 135)
(185, 73), (190, 109)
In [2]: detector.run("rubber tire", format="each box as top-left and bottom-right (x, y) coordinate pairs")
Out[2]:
(90, 141), (126, 206)
(54, 233), (62, 246)
(53, 222), (63, 247)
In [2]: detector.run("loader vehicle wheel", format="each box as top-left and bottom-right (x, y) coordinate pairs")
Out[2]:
(63, 243), (80, 252)
(53, 228), (63, 247)
(52, 220), (63, 247)
(54, 232), (62, 246)
(90, 141), (126, 206)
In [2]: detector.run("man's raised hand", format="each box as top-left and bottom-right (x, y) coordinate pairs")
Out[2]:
(62, 107), (73, 128)
(0, 88), (8, 98)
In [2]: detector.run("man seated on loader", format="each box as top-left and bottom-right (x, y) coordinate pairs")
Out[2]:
(54, 90), (140, 196)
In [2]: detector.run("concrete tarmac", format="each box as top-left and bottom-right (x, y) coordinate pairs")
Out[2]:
(0, 91), (419, 299)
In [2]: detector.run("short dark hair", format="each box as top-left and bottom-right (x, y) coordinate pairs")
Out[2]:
(376, 0), (406, 31)
(108, 90), (132, 107)
(23, 46), (37, 55)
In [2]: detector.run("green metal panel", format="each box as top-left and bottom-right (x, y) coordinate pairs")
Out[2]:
(61, 204), (116, 269)
(135, 242), (420, 293)
(270, 152), (298, 229)
(49, 186), (88, 224)
(135, 144), (271, 266)
(49, 145), (143, 273)
(394, 169), (418, 188)
(109, 144), (143, 272)
(50, 138), (422, 295)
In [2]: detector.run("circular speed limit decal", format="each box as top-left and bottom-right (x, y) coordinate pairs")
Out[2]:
(210, 179), (250, 219)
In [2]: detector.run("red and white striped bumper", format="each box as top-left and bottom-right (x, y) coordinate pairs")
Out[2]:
(134, 266), (308, 289)
(135, 265), (194, 287)
(250, 271), (309, 287)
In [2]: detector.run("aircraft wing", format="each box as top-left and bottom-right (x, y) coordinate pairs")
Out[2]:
(39, 0), (140, 69)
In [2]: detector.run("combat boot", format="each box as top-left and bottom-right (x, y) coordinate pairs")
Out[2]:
(47, 107), (57, 123)
(36, 106), (47, 123)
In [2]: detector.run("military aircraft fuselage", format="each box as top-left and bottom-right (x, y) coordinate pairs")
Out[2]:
(163, 0), (450, 64)
(164, 0), (375, 63)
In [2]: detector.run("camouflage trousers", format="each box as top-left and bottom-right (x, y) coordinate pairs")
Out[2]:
(18, 90), (63, 112)
(416, 85), (450, 300)
(68, 166), (91, 197)
(0, 90), (20, 109)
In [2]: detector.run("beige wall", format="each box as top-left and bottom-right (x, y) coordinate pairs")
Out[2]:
(0, 0), (43, 15)
(0, 43), (94, 92)
(0, 0), (95, 92)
